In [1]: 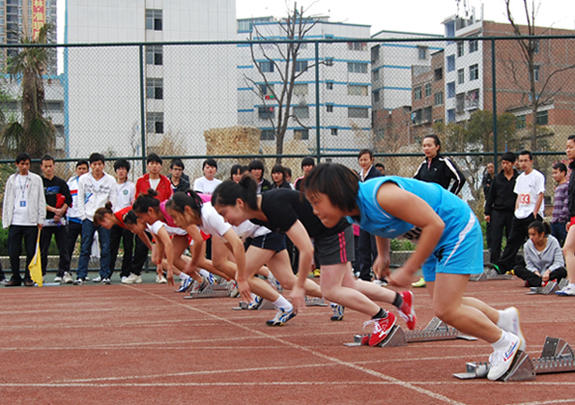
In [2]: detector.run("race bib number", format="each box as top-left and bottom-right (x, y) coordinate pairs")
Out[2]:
(399, 226), (422, 242)
(519, 193), (530, 205)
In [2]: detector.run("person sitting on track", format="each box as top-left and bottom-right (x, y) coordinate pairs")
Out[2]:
(303, 163), (526, 381)
(210, 175), (416, 343)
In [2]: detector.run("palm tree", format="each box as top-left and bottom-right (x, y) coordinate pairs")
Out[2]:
(1, 23), (56, 159)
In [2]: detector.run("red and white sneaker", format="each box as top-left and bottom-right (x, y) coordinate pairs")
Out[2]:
(398, 291), (417, 330)
(364, 311), (396, 347)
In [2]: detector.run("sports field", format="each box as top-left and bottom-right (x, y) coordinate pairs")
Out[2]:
(1, 276), (574, 405)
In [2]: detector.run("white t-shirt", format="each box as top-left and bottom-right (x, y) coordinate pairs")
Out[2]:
(12, 174), (34, 226)
(193, 177), (222, 196)
(115, 181), (136, 211)
(199, 202), (231, 241)
(233, 220), (271, 242)
(514, 169), (545, 219)
(148, 220), (187, 237)
(149, 178), (160, 191)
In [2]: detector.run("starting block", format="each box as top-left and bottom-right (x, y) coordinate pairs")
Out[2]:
(344, 317), (477, 348)
(470, 265), (513, 282)
(233, 296), (329, 310)
(454, 337), (575, 381)
(184, 283), (231, 299)
(526, 278), (568, 295)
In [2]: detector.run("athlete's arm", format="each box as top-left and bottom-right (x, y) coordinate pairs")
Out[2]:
(285, 220), (314, 312)
(373, 236), (391, 279)
(221, 228), (249, 301)
(155, 227), (175, 285)
(136, 231), (153, 251)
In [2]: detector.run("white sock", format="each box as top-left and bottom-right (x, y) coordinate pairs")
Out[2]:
(496, 309), (510, 329)
(199, 269), (210, 278)
(569, 283), (575, 288)
(179, 273), (190, 281)
(491, 330), (511, 350)
(273, 296), (293, 312)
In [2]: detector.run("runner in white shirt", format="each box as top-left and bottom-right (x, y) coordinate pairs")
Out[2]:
(193, 158), (222, 195)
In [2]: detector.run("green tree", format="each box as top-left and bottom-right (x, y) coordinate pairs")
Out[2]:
(1, 24), (56, 160)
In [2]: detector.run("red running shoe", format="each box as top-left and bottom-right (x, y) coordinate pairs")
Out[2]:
(398, 291), (417, 330)
(364, 312), (396, 347)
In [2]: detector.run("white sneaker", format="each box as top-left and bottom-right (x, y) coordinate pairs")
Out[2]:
(155, 275), (167, 284)
(556, 284), (575, 296)
(101, 277), (111, 285)
(92, 276), (102, 283)
(62, 272), (74, 284)
(53, 276), (63, 283)
(487, 333), (522, 381)
(499, 307), (526, 351)
(122, 273), (142, 284)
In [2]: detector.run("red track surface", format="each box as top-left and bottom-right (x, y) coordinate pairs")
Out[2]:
(1, 278), (574, 405)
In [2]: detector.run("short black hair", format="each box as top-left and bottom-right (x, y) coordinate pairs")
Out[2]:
(375, 163), (384, 170)
(203, 158), (218, 170)
(301, 156), (315, 168)
(568, 134), (575, 142)
(358, 149), (373, 160)
(248, 159), (265, 174)
(284, 167), (292, 178)
(553, 162), (567, 173)
(518, 150), (533, 160)
(76, 159), (89, 169)
(230, 164), (245, 179)
(89, 153), (105, 164)
(423, 134), (442, 153)
(40, 154), (54, 164)
(147, 153), (163, 165)
(271, 164), (285, 175)
(170, 159), (184, 170)
(304, 163), (359, 213)
(114, 158), (131, 172)
(15, 152), (31, 164)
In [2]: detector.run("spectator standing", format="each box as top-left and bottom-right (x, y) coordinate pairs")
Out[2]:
(169, 159), (190, 193)
(356, 149), (384, 284)
(484, 152), (519, 263)
(557, 135), (575, 296)
(2, 152), (46, 287)
(75, 153), (117, 285)
(270, 164), (292, 189)
(111, 159), (138, 284)
(66, 160), (89, 281)
(482, 162), (496, 249)
(193, 158), (221, 195)
(375, 163), (385, 175)
(39, 155), (72, 283)
(248, 159), (272, 193)
(490, 151), (545, 275)
(230, 164), (247, 183)
(293, 156), (315, 191)
(551, 162), (569, 246)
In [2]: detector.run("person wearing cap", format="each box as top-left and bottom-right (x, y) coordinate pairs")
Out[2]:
(484, 152), (519, 264)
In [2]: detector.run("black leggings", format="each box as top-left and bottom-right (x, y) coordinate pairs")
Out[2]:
(514, 260), (567, 287)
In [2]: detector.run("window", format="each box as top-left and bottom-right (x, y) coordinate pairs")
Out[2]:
(348, 85), (368, 96)
(259, 84), (274, 96)
(373, 69), (379, 81)
(146, 112), (164, 134)
(434, 91), (444, 105)
(516, 115), (526, 129)
(326, 81), (334, 90)
(469, 39), (478, 53)
(373, 90), (380, 103)
(533, 65), (540, 82)
(447, 82), (455, 98)
(258, 106), (274, 119)
(418, 46), (428, 60)
(536, 110), (548, 125)
(237, 20), (253, 32)
(447, 109), (455, 123)
(294, 128), (309, 140)
(375, 128), (384, 141)
(293, 106), (309, 119)
(423, 107), (432, 123)
(457, 41), (464, 57)
(348, 42), (366, 51)
(146, 78), (163, 99)
(295, 60), (308, 72)
(348, 107), (369, 118)
(533, 39), (540, 54)
(146, 45), (163, 66)
(146, 9), (162, 31)
(425, 83), (432, 98)
(465, 89), (479, 110)
(331, 128), (338, 136)
(293, 83), (308, 96)
(259, 61), (274, 73)
(414, 86), (422, 100)
(260, 129), (275, 141)
(412, 109), (422, 125)
(324, 57), (334, 66)
(457, 68), (464, 84)
(326, 104), (334, 112)
(348, 62), (368, 74)
(456, 93), (465, 113)
(371, 46), (379, 62)
(434, 68), (443, 81)
(469, 64), (479, 80)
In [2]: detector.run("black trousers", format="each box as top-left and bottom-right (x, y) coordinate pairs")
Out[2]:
(110, 224), (134, 278)
(489, 209), (514, 264)
(67, 220), (83, 268)
(40, 225), (70, 277)
(496, 214), (542, 273)
(514, 257), (567, 287)
(8, 225), (38, 282)
(132, 232), (152, 276)
(358, 228), (378, 281)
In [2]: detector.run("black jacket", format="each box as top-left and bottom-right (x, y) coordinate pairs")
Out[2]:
(413, 155), (466, 194)
(484, 169), (519, 215)
(360, 165), (384, 182)
(568, 160), (575, 217)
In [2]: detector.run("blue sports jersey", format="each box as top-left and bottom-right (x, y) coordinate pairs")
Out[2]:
(347, 176), (477, 250)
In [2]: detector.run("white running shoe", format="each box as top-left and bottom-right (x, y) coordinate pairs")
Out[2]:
(53, 276), (62, 283)
(92, 276), (102, 283)
(155, 275), (168, 284)
(499, 307), (526, 351)
(556, 284), (575, 296)
(122, 273), (142, 284)
(62, 272), (74, 284)
(487, 333), (522, 381)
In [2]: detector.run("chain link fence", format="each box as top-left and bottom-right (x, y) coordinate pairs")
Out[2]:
(1, 34), (574, 225)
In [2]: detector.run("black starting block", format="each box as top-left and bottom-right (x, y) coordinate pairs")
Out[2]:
(470, 265), (513, 282)
(526, 278), (569, 295)
(454, 337), (575, 382)
(184, 283), (231, 299)
(344, 317), (477, 348)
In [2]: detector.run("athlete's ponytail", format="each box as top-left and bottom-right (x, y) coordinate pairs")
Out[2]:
(528, 220), (551, 236)
(133, 192), (160, 214)
(123, 210), (140, 225)
(166, 189), (204, 217)
(212, 173), (258, 210)
(93, 202), (114, 226)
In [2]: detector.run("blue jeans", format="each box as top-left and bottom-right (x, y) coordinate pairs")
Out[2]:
(77, 219), (111, 279)
(551, 221), (568, 247)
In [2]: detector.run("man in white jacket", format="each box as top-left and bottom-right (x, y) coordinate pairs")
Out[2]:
(74, 153), (117, 285)
(2, 152), (46, 286)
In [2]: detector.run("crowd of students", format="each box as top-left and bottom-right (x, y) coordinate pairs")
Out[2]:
(2, 137), (575, 382)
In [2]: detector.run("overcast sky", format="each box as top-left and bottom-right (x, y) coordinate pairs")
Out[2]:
(236, 0), (575, 36)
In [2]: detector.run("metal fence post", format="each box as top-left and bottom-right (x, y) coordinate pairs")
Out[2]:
(491, 38), (498, 171)
(139, 44), (147, 173)
(315, 41), (321, 164)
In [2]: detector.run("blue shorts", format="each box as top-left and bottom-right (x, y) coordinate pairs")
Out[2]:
(422, 213), (483, 282)
(247, 232), (286, 253)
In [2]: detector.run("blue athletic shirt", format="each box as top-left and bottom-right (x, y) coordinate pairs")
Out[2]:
(348, 176), (476, 249)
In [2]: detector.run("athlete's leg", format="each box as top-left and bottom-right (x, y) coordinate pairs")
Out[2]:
(263, 248), (323, 297)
